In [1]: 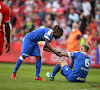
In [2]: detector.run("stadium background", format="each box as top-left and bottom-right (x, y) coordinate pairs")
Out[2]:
(0, 0), (100, 67)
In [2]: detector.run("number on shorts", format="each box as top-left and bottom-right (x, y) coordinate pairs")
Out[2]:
(85, 59), (89, 67)
(0, 5), (2, 26)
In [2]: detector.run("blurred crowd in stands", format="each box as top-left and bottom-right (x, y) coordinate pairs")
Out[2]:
(3, 0), (100, 47)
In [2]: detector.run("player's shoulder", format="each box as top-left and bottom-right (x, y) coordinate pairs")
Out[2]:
(37, 28), (50, 30)
(69, 51), (80, 56)
(0, 2), (9, 11)
(45, 28), (53, 31)
(87, 55), (91, 59)
(81, 52), (91, 59)
(45, 28), (53, 33)
(73, 51), (80, 54)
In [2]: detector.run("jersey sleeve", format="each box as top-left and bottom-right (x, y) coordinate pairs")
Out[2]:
(44, 29), (53, 40)
(68, 51), (78, 58)
(4, 7), (10, 23)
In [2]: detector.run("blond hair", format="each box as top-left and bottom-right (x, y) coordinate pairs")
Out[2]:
(82, 43), (90, 52)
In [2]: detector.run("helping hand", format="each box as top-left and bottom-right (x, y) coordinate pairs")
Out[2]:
(6, 43), (10, 53)
(53, 46), (61, 53)
(55, 51), (62, 57)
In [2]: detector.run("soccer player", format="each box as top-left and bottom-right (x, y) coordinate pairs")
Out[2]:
(12, 25), (63, 81)
(0, 0), (10, 56)
(46, 43), (91, 82)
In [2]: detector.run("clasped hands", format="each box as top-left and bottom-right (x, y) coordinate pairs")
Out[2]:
(53, 47), (63, 57)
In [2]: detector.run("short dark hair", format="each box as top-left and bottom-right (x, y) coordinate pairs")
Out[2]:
(53, 25), (63, 35)
(82, 43), (90, 52)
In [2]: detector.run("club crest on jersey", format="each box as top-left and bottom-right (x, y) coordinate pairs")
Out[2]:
(70, 52), (74, 56)
(65, 66), (68, 71)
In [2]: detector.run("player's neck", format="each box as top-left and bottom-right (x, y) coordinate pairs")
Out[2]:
(81, 52), (87, 54)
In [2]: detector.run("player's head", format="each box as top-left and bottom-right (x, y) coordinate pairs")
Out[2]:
(52, 25), (63, 39)
(80, 43), (90, 52)
(72, 23), (78, 31)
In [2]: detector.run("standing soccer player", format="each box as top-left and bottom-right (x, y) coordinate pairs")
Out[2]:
(12, 25), (63, 81)
(46, 43), (91, 82)
(0, 0), (10, 56)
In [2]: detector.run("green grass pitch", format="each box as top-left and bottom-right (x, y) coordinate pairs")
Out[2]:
(0, 63), (100, 90)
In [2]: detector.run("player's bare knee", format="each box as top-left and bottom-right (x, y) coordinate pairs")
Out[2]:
(58, 59), (67, 68)
(35, 56), (41, 60)
(59, 59), (64, 63)
(58, 59), (62, 64)
(58, 59), (64, 66)
(19, 56), (25, 61)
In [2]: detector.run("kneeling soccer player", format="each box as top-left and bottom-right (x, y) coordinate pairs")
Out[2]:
(12, 25), (63, 81)
(46, 43), (91, 82)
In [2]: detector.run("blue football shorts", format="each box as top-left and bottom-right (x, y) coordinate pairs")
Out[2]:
(61, 65), (78, 82)
(21, 39), (41, 57)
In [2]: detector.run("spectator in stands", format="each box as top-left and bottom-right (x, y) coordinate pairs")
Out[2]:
(46, 0), (59, 14)
(15, 14), (24, 31)
(95, 0), (100, 35)
(72, 0), (82, 13)
(56, 3), (65, 16)
(83, 30), (92, 46)
(87, 17), (97, 35)
(92, 31), (100, 46)
(68, 8), (79, 23)
(79, 11), (87, 34)
(90, 0), (96, 18)
(25, 17), (34, 32)
(82, 0), (91, 25)
(25, 0), (34, 12)
(11, 2), (21, 26)
(46, 0), (59, 9)
(67, 23), (82, 69)
(57, 23), (70, 45)
(43, 14), (53, 28)
(13, 29), (24, 42)
(62, 0), (71, 11)
(3, 0), (99, 46)
(33, 13), (41, 27)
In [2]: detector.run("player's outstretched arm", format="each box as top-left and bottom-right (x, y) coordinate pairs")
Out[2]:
(53, 47), (69, 57)
(43, 46), (51, 52)
(43, 39), (62, 57)
(5, 23), (10, 53)
(60, 52), (69, 57)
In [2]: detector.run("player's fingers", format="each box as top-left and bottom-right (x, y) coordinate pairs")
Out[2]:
(6, 49), (9, 53)
(57, 53), (62, 57)
(6, 47), (10, 53)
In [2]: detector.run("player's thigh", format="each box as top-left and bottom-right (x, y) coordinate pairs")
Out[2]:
(21, 40), (35, 57)
(31, 43), (41, 57)
(58, 59), (68, 68)
(61, 64), (72, 79)
(0, 32), (4, 55)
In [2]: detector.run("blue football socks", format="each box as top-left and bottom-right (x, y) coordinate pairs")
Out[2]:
(36, 60), (41, 77)
(52, 63), (61, 77)
(13, 58), (22, 73)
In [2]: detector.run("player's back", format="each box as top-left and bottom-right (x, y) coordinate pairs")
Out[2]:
(0, 1), (10, 32)
(72, 52), (91, 79)
(24, 28), (53, 42)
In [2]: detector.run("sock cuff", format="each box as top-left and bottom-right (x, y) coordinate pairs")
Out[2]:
(19, 56), (24, 61)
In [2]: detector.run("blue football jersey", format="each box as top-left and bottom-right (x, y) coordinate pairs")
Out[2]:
(68, 51), (91, 79)
(24, 28), (53, 43)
